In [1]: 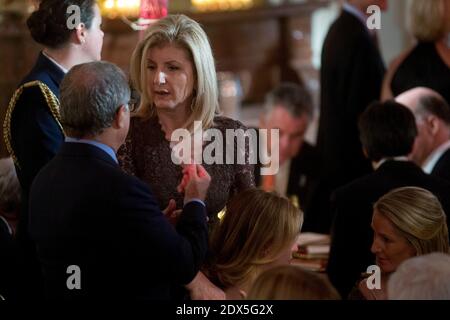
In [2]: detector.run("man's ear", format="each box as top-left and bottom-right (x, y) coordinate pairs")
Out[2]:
(113, 105), (129, 129)
(75, 23), (86, 44)
(428, 116), (440, 136)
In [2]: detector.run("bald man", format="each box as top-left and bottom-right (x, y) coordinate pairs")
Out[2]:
(396, 87), (450, 182)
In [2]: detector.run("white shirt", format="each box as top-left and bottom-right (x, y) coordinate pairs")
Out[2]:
(275, 160), (291, 196)
(422, 140), (450, 174)
(42, 51), (68, 74)
(373, 156), (409, 170)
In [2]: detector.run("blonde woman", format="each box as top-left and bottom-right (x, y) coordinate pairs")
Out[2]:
(206, 189), (303, 299)
(119, 14), (254, 221)
(353, 186), (449, 300)
(247, 265), (340, 300)
(381, 0), (450, 102)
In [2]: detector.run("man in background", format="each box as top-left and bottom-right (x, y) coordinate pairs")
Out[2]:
(396, 87), (450, 182)
(257, 83), (320, 229)
(327, 100), (450, 298)
(315, 0), (387, 232)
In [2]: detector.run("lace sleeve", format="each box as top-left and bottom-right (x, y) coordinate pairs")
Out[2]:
(117, 130), (137, 177)
(232, 120), (256, 193)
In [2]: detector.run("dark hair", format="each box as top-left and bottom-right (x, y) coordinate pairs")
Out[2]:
(27, 0), (96, 48)
(358, 100), (418, 162)
(417, 95), (450, 126)
(265, 82), (313, 118)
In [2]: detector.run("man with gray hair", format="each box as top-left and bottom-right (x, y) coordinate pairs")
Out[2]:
(29, 61), (212, 300)
(257, 83), (323, 232)
(388, 253), (450, 300)
(396, 87), (450, 182)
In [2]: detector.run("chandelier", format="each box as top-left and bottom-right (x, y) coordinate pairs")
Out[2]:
(100, 0), (168, 30)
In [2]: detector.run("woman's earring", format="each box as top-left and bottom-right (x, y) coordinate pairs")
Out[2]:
(190, 97), (196, 112)
(190, 89), (197, 112)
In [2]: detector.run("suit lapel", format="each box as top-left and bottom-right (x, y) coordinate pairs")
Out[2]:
(432, 148), (450, 174)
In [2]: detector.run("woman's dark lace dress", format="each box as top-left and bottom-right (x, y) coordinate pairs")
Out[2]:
(118, 116), (255, 222)
(391, 42), (450, 103)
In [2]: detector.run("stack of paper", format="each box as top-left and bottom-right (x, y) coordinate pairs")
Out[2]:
(291, 233), (330, 272)
(295, 233), (330, 258)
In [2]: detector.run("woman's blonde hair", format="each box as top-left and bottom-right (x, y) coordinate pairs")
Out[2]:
(374, 186), (449, 255)
(208, 189), (303, 289)
(409, 0), (449, 42)
(247, 265), (340, 300)
(130, 14), (219, 130)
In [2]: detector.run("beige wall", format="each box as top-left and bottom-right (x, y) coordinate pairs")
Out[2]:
(379, 0), (413, 66)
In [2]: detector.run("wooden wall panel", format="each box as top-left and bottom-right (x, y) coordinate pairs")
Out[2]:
(0, 1), (330, 157)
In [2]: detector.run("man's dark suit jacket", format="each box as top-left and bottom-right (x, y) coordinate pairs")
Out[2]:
(431, 148), (450, 183)
(29, 142), (208, 300)
(254, 141), (320, 219)
(317, 10), (385, 189)
(327, 160), (450, 299)
(0, 218), (20, 300)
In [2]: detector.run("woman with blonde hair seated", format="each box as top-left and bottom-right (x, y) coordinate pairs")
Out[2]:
(248, 265), (340, 300)
(206, 189), (303, 299)
(353, 186), (449, 300)
(381, 0), (450, 102)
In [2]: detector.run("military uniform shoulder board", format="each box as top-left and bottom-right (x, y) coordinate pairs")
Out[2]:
(2, 80), (65, 168)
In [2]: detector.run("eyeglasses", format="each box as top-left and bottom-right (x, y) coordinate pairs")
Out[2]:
(128, 97), (139, 112)
(115, 101), (137, 114)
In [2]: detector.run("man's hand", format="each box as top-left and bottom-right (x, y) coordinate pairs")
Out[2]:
(185, 271), (226, 300)
(163, 199), (177, 217)
(162, 199), (182, 225)
(177, 164), (211, 203)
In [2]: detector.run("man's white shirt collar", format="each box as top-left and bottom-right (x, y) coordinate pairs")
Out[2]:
(373, 156), (409, 170)
(422, 140), (450, 174)
(275, 160), (291, 197)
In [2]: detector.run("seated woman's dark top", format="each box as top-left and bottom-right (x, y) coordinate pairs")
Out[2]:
(391, 42), (450, 103)
(118, 116), (255, 222)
